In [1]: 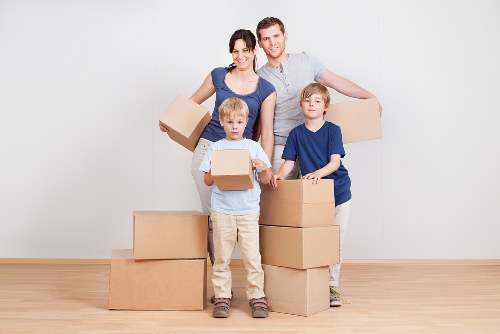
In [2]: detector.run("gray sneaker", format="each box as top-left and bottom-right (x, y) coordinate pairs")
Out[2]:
(330, 286), (342, 307)
(213, 298), (231, 318)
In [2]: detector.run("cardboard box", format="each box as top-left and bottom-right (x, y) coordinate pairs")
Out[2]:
(325, 98), (382, 143)
(260, 225), (339, 269)
(260, 179), (334, 227)
(263, 264), (329, 316)
(133, 211), (208, 260)
(108, 249), (207, 310)
(211, 149), (254, 190)
(159, 94), (211, 151)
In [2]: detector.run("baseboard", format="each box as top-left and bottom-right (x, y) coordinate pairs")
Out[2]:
(1, 258), (499, 266)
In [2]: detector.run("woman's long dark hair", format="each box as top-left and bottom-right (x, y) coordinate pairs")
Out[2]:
(228, 29), (257, 72)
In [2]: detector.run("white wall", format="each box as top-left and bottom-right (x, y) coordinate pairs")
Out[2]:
(1, 0), (499, 259)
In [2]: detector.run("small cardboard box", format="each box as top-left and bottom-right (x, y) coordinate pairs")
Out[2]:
(108, 249), (207, 310)
(260, 225), (339, 269)
(260, 179), (334, 227)
(211, 149), (254, 190)
(133, 211), (208, 260)
(263, 264), (329, 316)
(325, 98), (382, 143)
(159, 94), (211, 151)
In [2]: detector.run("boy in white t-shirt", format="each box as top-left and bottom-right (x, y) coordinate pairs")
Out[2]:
(199, 97), (272, 318)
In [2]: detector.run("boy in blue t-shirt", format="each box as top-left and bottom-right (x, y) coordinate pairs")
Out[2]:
(270, 83), (352, 307)
(200, 97), (272, 318)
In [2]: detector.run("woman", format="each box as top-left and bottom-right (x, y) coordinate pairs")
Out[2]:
(160, 29), (276, 264)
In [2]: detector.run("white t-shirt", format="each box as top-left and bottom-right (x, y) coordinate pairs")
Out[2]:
(199, 138), (271, 215)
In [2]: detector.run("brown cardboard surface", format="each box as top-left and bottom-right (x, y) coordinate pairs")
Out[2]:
(211, 149), (254, 190)
(260, 225), (339, 269)
(263, 264), (329, 316)
(260, 179), (334, 227)
(108, 249), (207, 310)
(325, 98), (382, 143)
(133, 211), (208, 260)
(159, 95), (211, 151)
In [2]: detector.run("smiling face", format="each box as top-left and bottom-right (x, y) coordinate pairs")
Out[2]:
(231, 39), (255, 71)
(257, 23), (288, 62)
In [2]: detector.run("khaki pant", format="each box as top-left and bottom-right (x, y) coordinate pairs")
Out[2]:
(211, 211), (265, 300)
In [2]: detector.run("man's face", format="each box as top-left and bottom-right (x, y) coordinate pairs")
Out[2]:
(258, 24), (287, 60)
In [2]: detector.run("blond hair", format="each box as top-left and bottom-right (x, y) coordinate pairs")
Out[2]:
(300, 83), (331, 113)
(218, 97), (249, 121)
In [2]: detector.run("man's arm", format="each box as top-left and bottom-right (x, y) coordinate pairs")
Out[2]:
(317, 69), (382, 114)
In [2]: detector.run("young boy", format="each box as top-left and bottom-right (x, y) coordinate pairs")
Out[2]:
(270, 83), (352, 307)
(199, 97), (272, 318)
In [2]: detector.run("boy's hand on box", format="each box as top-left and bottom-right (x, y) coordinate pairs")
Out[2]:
(270, 174), (281, 189)
(302, 172), (321, 184)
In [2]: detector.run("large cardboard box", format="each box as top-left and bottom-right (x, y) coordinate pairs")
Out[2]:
(260, 179), (334, 227)
(108, 249), (207, 310)
(325, 98), (382, 143)
(263, 264), (329, 316)
(133, 211), (208, 260)
(159, 94), (211, 151)
(260, 225), (339, 269)
(211, 149), (254, 190)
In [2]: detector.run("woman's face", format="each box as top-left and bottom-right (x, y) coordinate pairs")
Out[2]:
(231, 39), (255, 71)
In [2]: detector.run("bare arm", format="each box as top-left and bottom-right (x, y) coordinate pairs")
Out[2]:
(160, 73), (215, 133)
(259, 92), (276, 161)
(190, 73), (216, 104)
(204, 170), (214, 186)
(270, 160), (295, 189)
(317, 69), (382, 114)
(302, 154), (341, 184)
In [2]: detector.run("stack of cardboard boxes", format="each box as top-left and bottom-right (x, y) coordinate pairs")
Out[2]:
(108, 211), (208, 310)
(259, 180), (340, 316)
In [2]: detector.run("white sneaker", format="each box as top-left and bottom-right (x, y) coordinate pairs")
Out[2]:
(330, 286), (342, 307)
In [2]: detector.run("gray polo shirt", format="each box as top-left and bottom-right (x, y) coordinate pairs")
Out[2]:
(257, 52), (326, 145)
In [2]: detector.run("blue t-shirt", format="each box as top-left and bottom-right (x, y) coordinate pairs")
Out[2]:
(282, 121), (352, 206)
(200, 67), (276, 142)
(199, 138), (272, 215)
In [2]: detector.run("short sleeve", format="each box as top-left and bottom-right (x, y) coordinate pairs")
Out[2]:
(259, 78), (276, 101)
(329, 124), (346, 158)
(210, 67), (227, 88)
(304, 52), (327, 81)
(282, 127), (299, 161)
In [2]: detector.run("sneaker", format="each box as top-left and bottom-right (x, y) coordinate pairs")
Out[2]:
(210, 290), (233, 304)
(213, 298), (231, 318)
(330, 286), (342, 307)
(249, 297), (268, 318)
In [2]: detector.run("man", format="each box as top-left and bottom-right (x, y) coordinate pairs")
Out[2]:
(256, 17), (382, 176)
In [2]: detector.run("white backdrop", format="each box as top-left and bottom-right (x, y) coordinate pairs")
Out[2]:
(1, 0), (499, 259)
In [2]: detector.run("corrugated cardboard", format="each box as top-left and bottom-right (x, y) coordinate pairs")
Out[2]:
(133, 211), (208, 260)
(108, 249), (207, 310)
(324, 98), (382, 143)
(159, 94), (211, 151)
(260, 225), (339, 269)
(263, 264), (329, 316)
(260, 179), (335, 227)
(211, 149), (254, 190)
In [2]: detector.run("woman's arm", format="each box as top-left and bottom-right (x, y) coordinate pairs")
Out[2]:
(190, 73), (216, 104)
(259, 92), (276, 161)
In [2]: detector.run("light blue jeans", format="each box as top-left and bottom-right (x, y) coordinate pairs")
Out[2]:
(191, 138), (215, 264)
